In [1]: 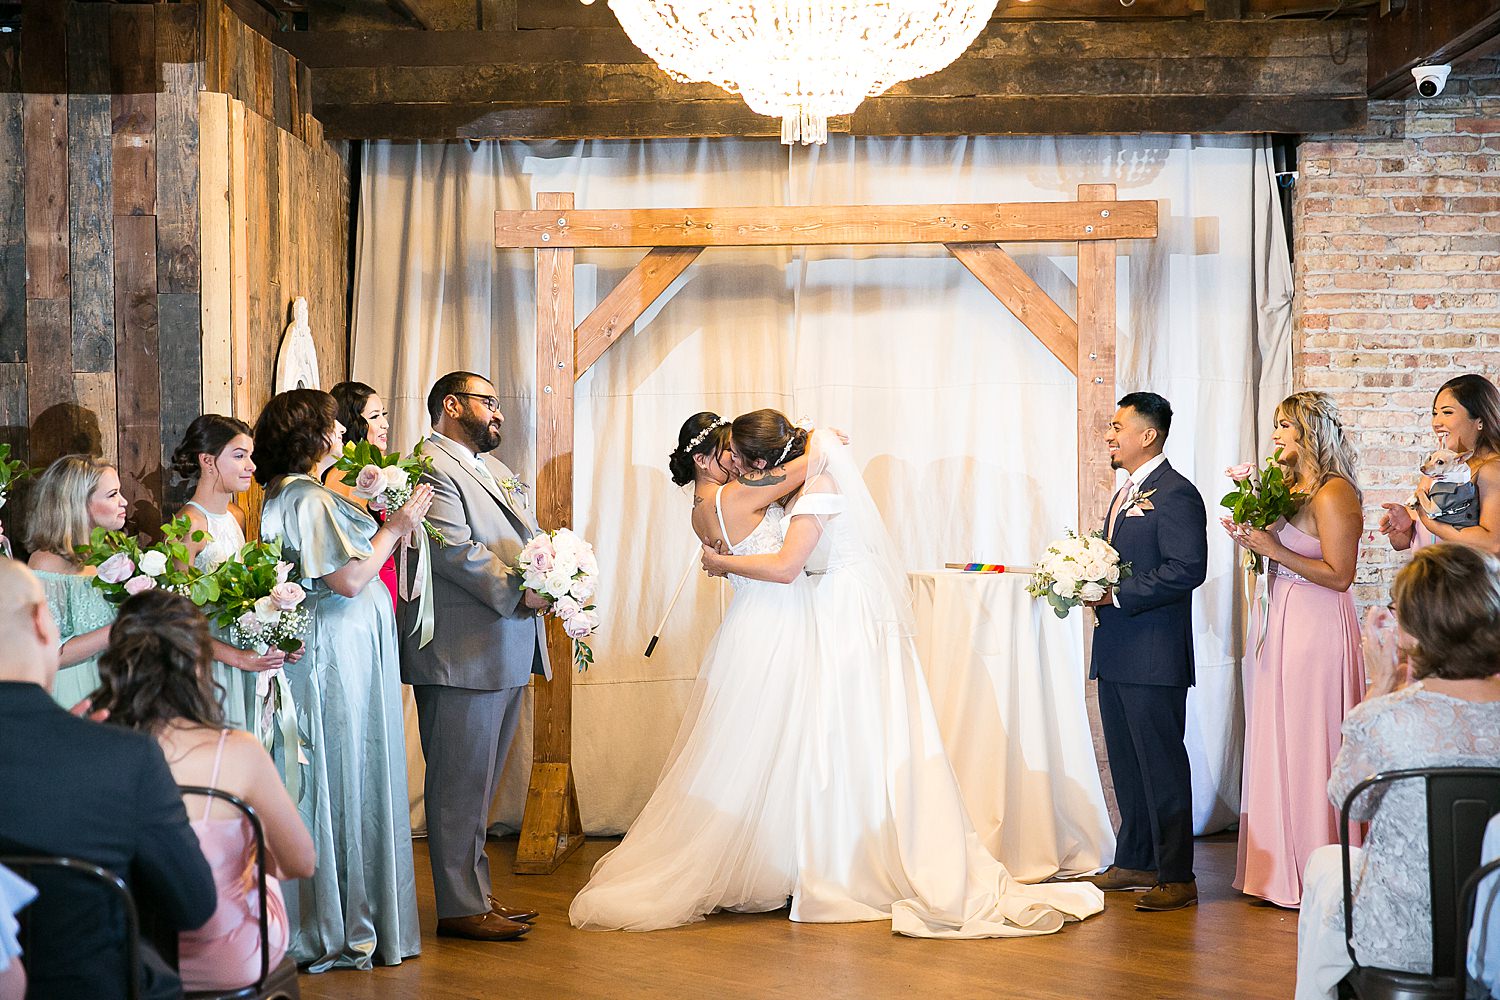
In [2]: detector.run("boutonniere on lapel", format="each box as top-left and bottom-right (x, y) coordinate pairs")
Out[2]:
(1122, 488), (1156, 518)
(499, 476), (529, 507)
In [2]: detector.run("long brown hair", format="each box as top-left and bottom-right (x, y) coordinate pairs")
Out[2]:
(95, 589), (224, 735)
(1436, 374), (1500, 458)
(1275, 391), (1362, 502)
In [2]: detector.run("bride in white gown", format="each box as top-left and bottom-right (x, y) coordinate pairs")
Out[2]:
(570, 411), (1104, 937)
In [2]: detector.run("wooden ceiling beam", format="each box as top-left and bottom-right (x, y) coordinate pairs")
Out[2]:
(1367, 0), (1500, 97)
(383, 0), (436, 30)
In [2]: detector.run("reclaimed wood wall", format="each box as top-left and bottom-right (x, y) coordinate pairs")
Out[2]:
(2, 0), (349, 538)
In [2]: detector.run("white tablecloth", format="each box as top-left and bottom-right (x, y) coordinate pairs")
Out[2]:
(910, 570), (1115, 881)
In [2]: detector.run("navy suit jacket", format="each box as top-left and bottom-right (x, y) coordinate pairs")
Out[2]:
(0, 681), (216, 1000)
(1090, 459), (1209, 688)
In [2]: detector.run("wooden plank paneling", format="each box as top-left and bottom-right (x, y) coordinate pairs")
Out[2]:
(157, 2), (202, 294)
(199, 91), (234, 417)
(68, 93), (115, 374)
(20, 0), (67, 95)
(22, 95), (69, 301)
(112, 213), (162, 530)
(25, 298), (75, 466)
(0, 363), (26, 461)
(159, 291), (201, 508)
(111, 7), (158, 219)
(73, 372), (118, 468)
(227, 98), (251, 419)
(0, 92), (24, 363)
(496, 201), (1158, 250)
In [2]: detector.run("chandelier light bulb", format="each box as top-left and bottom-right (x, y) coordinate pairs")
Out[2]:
(604, 1), (1000, 145)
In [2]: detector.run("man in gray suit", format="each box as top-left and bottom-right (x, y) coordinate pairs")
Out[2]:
(399, 371), (551, 942)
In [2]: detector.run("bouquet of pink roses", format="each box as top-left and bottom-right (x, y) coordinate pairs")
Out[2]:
(334, 440), (444, 542)
(518, 528), (600, 671)
(76, 516), (207, 604)
(1220, 448), (1307, 574)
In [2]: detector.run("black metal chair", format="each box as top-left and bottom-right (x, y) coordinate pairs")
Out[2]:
(177, 785), (300, 1000)
(1459, 856), (1500, 1000)
(1337, 767), (1500, 1000)
(0, 854), (142, 1000)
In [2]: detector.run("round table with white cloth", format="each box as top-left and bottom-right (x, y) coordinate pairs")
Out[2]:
(909, 570), (1115, 882)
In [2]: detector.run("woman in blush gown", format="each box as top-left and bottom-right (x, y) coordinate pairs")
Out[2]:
(1226, 391), (1366, 907)
(702, 414), (1103, 939)
(569, 411), (820, 931)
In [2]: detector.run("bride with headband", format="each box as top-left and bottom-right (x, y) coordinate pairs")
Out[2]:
(572, 410), (1104, 938)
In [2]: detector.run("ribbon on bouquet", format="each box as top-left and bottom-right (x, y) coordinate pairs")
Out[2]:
(397, 528), (436, 649)
(254, 667), (302, 804)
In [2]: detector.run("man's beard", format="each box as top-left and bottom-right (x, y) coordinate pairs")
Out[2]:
(459, 411), (502, 453)
(1109, 456), (1122, 470)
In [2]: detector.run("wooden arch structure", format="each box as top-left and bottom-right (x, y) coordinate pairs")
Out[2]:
(495, 186), (1158, 873)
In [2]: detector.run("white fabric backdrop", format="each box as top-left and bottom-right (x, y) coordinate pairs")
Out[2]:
(351, 134), (1292, 838)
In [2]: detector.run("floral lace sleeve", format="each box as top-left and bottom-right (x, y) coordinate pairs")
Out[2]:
(1328, 696), (1400, 822)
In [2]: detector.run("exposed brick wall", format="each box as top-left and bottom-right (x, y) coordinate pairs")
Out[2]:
(1294, 56), (1500, 608)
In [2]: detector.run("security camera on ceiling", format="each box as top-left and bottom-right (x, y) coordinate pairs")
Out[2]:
(1411, 64), (1452, 98)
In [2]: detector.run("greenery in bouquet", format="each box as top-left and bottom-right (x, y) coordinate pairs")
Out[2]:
(1026, 529), (1132, 620)
(334, 440), (445, 543)
(209, 539), (311, 654)
(0, 443), (33, 511)
(1220, 448), (1308, 574)
(75, 516), (208, 605)
(518, 528), (600, 671)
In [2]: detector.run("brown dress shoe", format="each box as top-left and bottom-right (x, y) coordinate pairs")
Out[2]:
(488, 895), (539, 924)
(1085, 866), (1157, 892)
(1135, 880), (1198, 911)
(436, 912), (531, 941)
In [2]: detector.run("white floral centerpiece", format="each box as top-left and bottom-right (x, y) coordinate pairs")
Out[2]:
(517, 528), (600, 671)
(1026, 529), (1132, 620)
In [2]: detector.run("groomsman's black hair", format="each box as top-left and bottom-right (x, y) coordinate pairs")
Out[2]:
(1117, 392), (1173, 441)
(428, 371), (490, 423)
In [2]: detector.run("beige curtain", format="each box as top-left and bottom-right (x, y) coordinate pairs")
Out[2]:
(352, 134), (1292, 837)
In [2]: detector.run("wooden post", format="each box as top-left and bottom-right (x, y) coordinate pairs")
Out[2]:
(1076, 182), (1119, 822)
(515, 190), (585, 874)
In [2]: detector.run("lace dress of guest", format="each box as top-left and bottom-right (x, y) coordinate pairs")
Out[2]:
(187, 502), (255, 730)
(35, 569), (114, 710)
(258, 474), (419, 970)
(1325, 684), (1500, 973)
(1236, 517), (1365, 907)
(569, 496), (814, 930)
(179, 729), (290, 992)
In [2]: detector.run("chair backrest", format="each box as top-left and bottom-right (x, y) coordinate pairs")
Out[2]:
(0, 854), (141, 1000)
(1339, 767), (1500, 977)
(178, 785), (273, 992)
(1459, 856), (1500, 1000)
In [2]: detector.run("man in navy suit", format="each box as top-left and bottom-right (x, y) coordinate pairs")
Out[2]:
(1085, 392), (1208, 912)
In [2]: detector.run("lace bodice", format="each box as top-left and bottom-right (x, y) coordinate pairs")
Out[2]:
(714, 488), (785, 592)
(186, 502), (247, 572)
(1326, 684), (1500, 972)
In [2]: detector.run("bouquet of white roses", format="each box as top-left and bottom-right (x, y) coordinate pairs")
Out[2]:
(334, 440), (444, 543)
(1026, 529), (1131, 620)
(518, 528), (600, 671)
(77, 516), (207, 605)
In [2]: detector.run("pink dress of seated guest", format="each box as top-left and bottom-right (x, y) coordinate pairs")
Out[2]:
(179, 730), (290, 992)
(1235, 519), (1365, 907)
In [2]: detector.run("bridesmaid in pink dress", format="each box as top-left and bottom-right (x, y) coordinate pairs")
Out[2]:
(1225, 391), (1366, 907)
(325, 382), (400, 609)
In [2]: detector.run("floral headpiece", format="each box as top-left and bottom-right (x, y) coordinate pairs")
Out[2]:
(683, 417), (729, 454)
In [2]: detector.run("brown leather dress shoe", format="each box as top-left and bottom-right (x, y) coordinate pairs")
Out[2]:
(488, 894), (539, 924)
(1085, 866), (1158, 892)
(1135, 880), (1198, 911)
(436, 912), (531, 941)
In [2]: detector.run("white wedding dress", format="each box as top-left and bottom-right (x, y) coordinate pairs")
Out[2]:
(571, 443), (1104, 937)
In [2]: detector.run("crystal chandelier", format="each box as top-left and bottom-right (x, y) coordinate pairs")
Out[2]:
(602, 1), (1000, 145)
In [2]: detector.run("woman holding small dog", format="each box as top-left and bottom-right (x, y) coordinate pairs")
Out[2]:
(1225, 391), (1365, 907)
(1379, 373), (1500, 556)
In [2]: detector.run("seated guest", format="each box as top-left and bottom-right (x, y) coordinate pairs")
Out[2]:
(1470, 812), (1500, 1000)
(0, 863), (35, 1000)
(0, 558), (215, 1000)
(92, 589), (316, 993)
(1295, 544), (1500, 1000)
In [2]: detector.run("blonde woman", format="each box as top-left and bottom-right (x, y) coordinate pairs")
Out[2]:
(24, 455), (129, 709)
(1224, 391), (1366, 907)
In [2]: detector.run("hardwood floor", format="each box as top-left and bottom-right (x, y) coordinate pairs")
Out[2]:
(295, 832), (1296, 1000)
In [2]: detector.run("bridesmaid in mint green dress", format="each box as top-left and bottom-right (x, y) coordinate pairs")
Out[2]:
(24, 455), (130, 709)
(252, 389), (432, 972)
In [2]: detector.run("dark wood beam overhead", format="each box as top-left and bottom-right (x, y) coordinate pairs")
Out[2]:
(1367, 0), (1500, 97)
(383, 0), (436, 30)
(287, 17), (1367, 139)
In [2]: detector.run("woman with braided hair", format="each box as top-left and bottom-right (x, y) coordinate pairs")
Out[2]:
(1224, 390), (1366, 906)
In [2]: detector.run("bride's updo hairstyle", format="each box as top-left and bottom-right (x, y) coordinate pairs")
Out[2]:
(669, 412), (731, 486)
(732, 409), (807, 470)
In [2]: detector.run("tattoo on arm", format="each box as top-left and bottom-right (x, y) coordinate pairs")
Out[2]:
(738, 470), (788, 488)
(693, 494), (703, 508)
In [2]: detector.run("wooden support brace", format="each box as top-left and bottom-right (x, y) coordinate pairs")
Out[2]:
(946, 243), (1080, 375)
(575, 246), (702, 377)
(515, 190), (585, 874)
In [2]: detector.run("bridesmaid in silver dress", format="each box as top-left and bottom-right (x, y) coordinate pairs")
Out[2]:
(252, 389), (433, 971)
